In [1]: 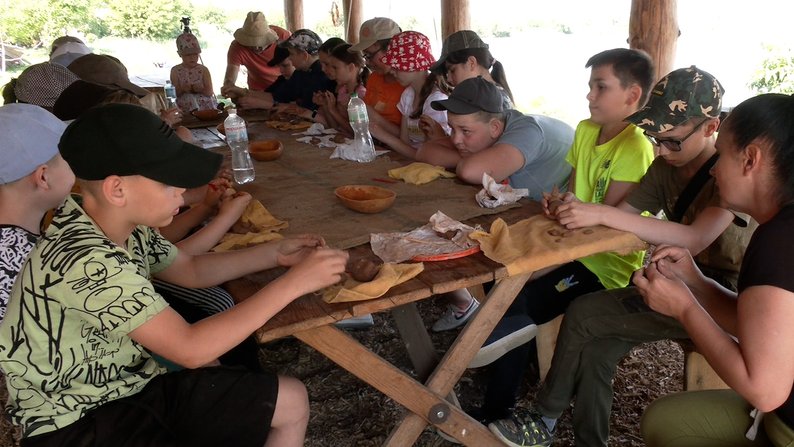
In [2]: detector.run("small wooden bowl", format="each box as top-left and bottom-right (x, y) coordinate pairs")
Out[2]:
(249, 139), (284, 161)
(335, 185), (396, 214)
(192, 109), (223, 121)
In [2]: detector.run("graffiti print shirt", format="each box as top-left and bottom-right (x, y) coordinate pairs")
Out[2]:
(0, 225), (38, 324)
(0, 196), (174, 437)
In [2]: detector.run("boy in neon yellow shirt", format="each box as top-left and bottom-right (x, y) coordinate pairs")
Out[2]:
(468, 49), (655, 444)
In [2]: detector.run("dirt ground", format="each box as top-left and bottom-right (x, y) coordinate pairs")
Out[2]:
(0, 298), (683, 446)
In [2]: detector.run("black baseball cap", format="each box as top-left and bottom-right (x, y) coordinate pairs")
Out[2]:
(267, 43), (290, 67)
(431, 76), (503, 114)
(59, 103), (222, 188)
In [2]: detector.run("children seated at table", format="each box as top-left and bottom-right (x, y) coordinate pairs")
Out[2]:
(314, 43), (369, 133)
(432, 30), (514, 110)
(369, 31), (451, 159)
(0, 104), (348, 446)
(170, 30), (217, 112)
(455, 49), (655, 440)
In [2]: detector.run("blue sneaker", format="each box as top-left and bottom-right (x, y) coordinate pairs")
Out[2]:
(489, 407), (553, 447)
(468, 314), (537, 368)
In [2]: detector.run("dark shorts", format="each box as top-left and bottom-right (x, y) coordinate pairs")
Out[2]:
(22, 366), (279, 447)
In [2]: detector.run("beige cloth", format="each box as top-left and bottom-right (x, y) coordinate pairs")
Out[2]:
(388, 162), (456, 185)
(469, 215), (646, 276)
(323, 263), (424, 303)
(213, 200), (288, 251)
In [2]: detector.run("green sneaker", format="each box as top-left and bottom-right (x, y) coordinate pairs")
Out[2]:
(488, 407), (553, 447)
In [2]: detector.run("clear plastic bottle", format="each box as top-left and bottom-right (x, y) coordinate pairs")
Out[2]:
(347, 93), (376, 162)
(224, 108), (255, 184)
(164, 80), (177, 109)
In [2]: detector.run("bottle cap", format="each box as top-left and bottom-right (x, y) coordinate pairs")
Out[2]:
(227, 108), (237, 114)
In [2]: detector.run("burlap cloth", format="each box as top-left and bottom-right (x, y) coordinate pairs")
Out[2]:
(323, 263), (425, 303)
(470, 215), (646, 276)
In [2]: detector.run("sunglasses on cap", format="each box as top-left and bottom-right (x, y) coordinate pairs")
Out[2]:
(643, 119), (707, 152)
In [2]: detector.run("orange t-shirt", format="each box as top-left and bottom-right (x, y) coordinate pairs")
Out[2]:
(363, 72), (405, 127)
(227, 26), (291, 91)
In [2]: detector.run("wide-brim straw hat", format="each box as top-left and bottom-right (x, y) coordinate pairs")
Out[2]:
(234, 11), (278, 48)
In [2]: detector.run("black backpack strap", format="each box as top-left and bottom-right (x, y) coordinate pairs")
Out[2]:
(671, 153), (720, 223)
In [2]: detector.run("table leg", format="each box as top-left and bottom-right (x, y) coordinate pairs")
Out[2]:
(384, 273), (533, 445)
(294, 324), (500, 446)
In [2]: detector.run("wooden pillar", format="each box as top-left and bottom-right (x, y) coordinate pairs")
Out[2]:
(343, 0), (363, 45)
(440, 0), (470, 39)
(628, 0), (678, 82)
(284, 0), (304, 31)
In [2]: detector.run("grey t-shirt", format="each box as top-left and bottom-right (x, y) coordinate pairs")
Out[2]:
(499, 110), (574, 200)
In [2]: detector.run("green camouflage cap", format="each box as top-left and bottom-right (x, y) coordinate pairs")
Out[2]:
(626, 66), (724, 133)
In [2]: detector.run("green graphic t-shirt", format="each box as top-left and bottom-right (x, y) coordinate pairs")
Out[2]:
(565, 120), (654, 289)
(0, 196), (175, 437)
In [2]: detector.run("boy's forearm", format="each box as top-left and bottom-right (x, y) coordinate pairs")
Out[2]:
(176, 213), (236, 255)
(159, 205), (214, 243)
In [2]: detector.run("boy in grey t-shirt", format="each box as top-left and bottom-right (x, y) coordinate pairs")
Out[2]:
(418, 76), (573, 201)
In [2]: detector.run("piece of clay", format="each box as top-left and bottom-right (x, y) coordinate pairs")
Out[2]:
(436, 230), (459, 240)
(346, 258), (383, 282)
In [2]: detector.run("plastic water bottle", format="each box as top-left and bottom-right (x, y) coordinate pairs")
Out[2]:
(224, 109), (255, 184)
(347, 93), (376, 162)
(164, 80), (177, 108)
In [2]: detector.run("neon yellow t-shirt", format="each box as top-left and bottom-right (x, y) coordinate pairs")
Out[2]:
(565, 119), (654, 288)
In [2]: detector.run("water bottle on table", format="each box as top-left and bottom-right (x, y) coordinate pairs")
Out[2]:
(164, 80), (177, 109)
(224, 108), (255, 184)
(347, 93), (376, 162)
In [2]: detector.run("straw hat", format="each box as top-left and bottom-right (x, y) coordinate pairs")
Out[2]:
(233, 12), (278, 48)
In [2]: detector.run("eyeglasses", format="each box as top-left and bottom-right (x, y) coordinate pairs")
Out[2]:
(643, 119), (707, 152)
(363, 48), (382, 61)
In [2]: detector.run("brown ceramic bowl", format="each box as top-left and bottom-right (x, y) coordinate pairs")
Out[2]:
(249, 139), (284, 161)
(216, 123), (225, 135)
(192, 109), (223, 121)
(335, 185), (396, 214)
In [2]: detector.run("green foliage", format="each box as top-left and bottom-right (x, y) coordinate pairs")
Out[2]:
(0, 0), (103, 47)
(193, 6), (228, 34)
(749, 46), (794, 94)
(105, 0), (190, 40)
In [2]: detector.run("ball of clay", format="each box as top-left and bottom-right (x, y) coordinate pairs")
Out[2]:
(347, 258), (383, 282)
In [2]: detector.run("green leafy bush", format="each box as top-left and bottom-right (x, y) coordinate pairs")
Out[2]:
(105, 0), (190, 40)
(749, 45), (794, 94)
(0, 0), (103, 47)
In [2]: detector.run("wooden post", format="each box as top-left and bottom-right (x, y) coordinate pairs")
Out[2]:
(440, 0), (470, 40)
(284, 0), (304, 31)
(343, 0), (363, 45)
(628, 0), (678, 82)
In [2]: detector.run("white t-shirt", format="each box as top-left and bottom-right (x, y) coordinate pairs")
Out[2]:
(0, 225), (38, 323)
(397, 86), (451, 148)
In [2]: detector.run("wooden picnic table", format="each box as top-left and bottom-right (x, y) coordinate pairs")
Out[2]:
(196, 121), (580, 445)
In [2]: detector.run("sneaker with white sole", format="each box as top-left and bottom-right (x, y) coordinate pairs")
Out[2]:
(489, 407), (553, 447)
(335, 313), (374, 329)
(432, 298), (480, 332)
(468, 314), (537, 368)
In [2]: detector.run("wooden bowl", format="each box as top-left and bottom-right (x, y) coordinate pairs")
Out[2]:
(192, 109), (223, 121)
(249, 139), (284, 161)
(335, 185), (396, 214)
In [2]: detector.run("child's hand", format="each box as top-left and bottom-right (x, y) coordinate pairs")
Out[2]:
(283, 247), (348, 294)
(221, 85), (244, 99)
(312, 91), (328, 107)
(419, 115), (447, 141)
(276, 235), (327, 266)
(202, 178), (232, 209)
(218, 191), (251, 221)
(160, 107), (182, 126)
(192, 82), (204, 93)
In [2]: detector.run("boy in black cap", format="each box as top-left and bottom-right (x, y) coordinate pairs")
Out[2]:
(419, 76), (573, 199)
(0, 104), (348, 447)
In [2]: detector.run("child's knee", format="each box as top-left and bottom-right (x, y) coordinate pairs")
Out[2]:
(277, 375), (309, 418)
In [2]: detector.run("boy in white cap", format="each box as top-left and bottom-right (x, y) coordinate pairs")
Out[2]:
(221, 11), (291, 95)
(0, 104), (75, 323)
(0, 104), (348, 446)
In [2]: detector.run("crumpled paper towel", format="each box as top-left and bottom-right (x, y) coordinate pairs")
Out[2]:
(292, 122), (338, 136)
(330, 144), (388, 161)
(475, 172), (529, 208)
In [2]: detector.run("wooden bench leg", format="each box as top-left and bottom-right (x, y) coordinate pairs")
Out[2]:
(536, 315), (564, 382)
(683, 350), (729, 391)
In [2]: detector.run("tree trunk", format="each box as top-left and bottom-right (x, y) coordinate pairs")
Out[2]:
(629, 0), (678, 83)
(284, 0), (304, 31)
(440, 0), (470, 40)
(343, 0), (363, 45)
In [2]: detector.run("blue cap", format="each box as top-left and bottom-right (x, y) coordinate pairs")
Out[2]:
(0, 104), (66, 184)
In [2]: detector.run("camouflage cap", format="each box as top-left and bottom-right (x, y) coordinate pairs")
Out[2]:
(626, 66), (724, 133)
